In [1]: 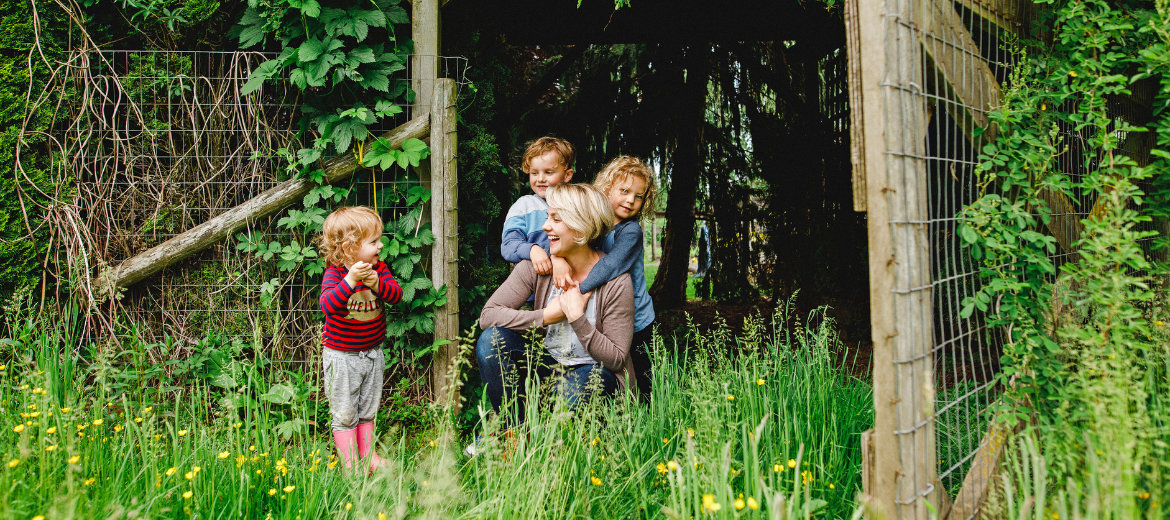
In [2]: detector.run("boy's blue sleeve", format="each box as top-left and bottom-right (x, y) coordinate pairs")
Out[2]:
(500, 197), (550, 263)
(580, 222), (643, 294)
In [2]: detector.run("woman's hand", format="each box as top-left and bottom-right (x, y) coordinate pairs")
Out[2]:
(560, 287), (593, 322)
(542, 295), (566, 325)
(551, 256), (575, 290)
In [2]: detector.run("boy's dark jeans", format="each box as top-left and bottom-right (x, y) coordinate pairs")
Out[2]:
(476, 326), (617, 422)
(631, 322), (655, 403)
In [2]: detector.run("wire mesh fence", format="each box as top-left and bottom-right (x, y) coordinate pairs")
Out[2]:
(69, 49), (468, 363)
(862, 0), (1162, 518)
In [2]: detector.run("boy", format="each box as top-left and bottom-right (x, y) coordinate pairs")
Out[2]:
(500, 136), (575, 274)
(318, 206), (403, 473)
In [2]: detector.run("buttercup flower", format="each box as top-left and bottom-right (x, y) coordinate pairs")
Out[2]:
(774, 463), (782, 472)
(757, 378), (765, 385)
(788, 459), (796, 468)
(114, 425), (124, 433)
(7, 459), (19, 468)
(13, 425), (24, 433)
(46, 427), (56, 434)
(726, 395), (735, 401)
(165, 467), (178, 477)
(92, 419), (103, 426)
(218, 451), (230, 459)
(31, 516), (44, 520)
(590, 476), (602, 485)
(702, 494), (722, 512)
(284, 485), (295, 493)
(735, 498), (745, 510)
(45, 445), (57, 452)
(84, 478), (96, 486)
(178, 430), (188, 437)
(747, 497), (760, 510)
(667, 460), (678, 471)
(656, 462), (667, 475)
(268, 488), (277, 496)
(345, 503), (353, 511)
(68, 455), (80, 464)
(183, 491), (193, 499)
(134, 417), (143, 423)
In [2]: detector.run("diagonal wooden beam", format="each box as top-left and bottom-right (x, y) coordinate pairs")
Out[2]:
(96, 114), (430, 296)
(952, 0), (1032, 38)
(920, 0), (1001, 144)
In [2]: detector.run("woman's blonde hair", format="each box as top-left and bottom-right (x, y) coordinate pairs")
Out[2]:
(319, 206), (382, 266)
(592, 156), (657, 222)
(545, 184), (615, 248)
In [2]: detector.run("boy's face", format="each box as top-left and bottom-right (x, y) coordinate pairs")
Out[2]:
(348, 232), (383, 267)
(528, 151), (573, 198)
(607, 175), (647, 221)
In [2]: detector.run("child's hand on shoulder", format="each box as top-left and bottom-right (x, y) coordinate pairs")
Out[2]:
(551, 256), (575, 291)
(531, 245), (552, 275)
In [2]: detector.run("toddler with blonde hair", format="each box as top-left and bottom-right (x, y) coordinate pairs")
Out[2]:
(318, 206), (403, 473)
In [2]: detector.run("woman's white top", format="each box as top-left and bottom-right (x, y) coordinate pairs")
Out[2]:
(544, 286), (599, 366)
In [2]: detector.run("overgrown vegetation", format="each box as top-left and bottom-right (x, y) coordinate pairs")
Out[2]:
(958, 0), (1170, 514)
(1, 303), (871, 519)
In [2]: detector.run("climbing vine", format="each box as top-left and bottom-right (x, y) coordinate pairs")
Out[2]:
(231, 0), (447, 356)
(958, 0), (1169, 507)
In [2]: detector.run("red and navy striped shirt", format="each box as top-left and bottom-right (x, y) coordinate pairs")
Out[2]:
(319, 261), (403, 352)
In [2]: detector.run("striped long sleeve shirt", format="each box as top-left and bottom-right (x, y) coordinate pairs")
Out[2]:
(319, 261), (403, 352)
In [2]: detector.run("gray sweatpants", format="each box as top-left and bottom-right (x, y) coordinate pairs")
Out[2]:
(322, 347), (384, 431)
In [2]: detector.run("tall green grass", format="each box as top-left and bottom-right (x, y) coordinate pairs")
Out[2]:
(0, 303), (872, 519)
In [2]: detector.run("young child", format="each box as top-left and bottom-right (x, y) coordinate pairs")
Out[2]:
(500, 136), (575, 273)
(317, 206), (403, 473)
(552, 156), (658, 402)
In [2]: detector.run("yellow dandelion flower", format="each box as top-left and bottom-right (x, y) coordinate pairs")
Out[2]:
(114, 425), (124, 433)
(727, 395), (735, 401)
(84, 477), (96, 486)
(590, 476), (602, 486)
(218, 451), (230, 459)
(45, 445), (57, 452)
(233, 422), (242, 428)
(183, 491), (193, 499)
(702, 494), (722, 512)
(328, 460), (338, 469)
(774, 463), (782, 472)
(788, 459), (797, 468)
(657, 463), (667, 475)
(284, 485), (295, 493)
(185, 471), (195, 480)
(662, 437), (669, 444)
(143, 407), (153, 414)
(345, 503), (353, 511)
(7, 459), (19, 468)
(757, 378), (765, 385)
(165, 467), (177, 477)
(747, 497), (759, 510)
(667, 460), (678, 471)
(1158, 321), (1164, 327)
(46, 426), (56, 434)
(268, 488), (277, 496)
(591, 437), (600, 446)
(92, 419), (103, 426)
(249, 445), (256, 451)
(177, 429), (188, 437)
(193, 466), (201, 473)
(60, 408), (70, 413)
(134, 417), (143, 423)
(68, 455), (80, 464)
(735, 498), (746, 510)
(13, 424), (24, 433)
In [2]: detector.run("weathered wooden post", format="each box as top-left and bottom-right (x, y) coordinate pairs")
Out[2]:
(429, 78), (459, 405)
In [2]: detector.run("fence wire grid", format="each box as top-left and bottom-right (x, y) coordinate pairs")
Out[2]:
(70, 50), (468, 362)
(875, 0), (1159, 519)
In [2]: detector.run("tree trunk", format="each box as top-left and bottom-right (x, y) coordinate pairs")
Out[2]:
(649, 45), (708, 310)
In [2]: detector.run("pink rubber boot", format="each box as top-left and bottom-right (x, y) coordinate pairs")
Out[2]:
(356, 422), (386, 473)
(332, 428), (359, 472)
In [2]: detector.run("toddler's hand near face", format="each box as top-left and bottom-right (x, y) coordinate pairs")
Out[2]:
(346, 261), (373, 287)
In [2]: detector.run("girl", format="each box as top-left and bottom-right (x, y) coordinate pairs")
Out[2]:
(552, 156), (658, 402)
(318, 206), (403, 473)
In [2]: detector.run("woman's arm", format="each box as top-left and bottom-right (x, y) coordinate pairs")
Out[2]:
(478, 260), (547, 331)
(568, 274), (634, 372)
(579, 222), (643, 294)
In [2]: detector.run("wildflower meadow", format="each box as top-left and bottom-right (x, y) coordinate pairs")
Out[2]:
(1, 303), (874, 519)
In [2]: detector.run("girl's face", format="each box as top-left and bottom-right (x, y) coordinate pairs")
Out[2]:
(607, 175), (647, 221)
(348, 231), (383, 266)
(541, 208), (584, 257)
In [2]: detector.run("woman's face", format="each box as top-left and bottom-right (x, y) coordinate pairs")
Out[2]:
(542, 208), (585, 256)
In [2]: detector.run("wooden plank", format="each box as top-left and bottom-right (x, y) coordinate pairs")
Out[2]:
(845, 0), (867, 212)
(96, 115), (431, 294)
(952, 0), (1029, 38)
(920, 0), (1002, 144)
(948, 415), (1021, 520)
(857, 0), (898, 514)
(861, 428), (875, 500)
(429, 79), (460, 406)
(411, 0), (440, 116)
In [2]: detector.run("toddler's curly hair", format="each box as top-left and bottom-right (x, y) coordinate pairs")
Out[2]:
(521, 136), (575, 172)
(318, 206), (382, 267)
(593, 156), (658, 223)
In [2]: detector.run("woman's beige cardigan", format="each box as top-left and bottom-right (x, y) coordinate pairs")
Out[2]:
(478, 258), (637, 394)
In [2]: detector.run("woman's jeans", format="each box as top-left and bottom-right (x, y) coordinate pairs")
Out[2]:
(476, 327), (618, 421)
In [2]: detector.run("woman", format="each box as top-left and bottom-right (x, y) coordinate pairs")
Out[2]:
(477, 183), (636, 422)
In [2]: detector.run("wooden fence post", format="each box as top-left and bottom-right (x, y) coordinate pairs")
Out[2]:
(429, 79), (459, 405)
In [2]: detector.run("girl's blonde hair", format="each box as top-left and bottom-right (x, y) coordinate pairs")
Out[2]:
(545, 184), (615, 248)
(592, 156), (657, 222)
(319, 206), (382, 266)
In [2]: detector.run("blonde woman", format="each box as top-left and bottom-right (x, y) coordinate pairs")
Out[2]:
(476, 184), (636, 427)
